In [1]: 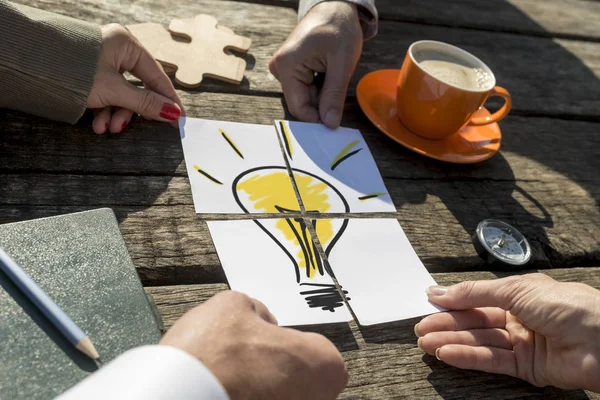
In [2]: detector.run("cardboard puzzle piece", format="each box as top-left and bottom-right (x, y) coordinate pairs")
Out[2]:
(127, 15), (252, 88)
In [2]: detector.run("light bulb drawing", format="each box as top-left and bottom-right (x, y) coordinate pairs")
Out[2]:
(232, 166), (350, 312)
(190, 125), (389, 313)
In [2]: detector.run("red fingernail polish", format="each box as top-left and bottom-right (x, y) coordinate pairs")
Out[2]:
(160, 103), (181, 121)
(121, 122), (127, 132)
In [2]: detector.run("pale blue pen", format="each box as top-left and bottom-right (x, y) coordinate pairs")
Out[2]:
(0, 248), (100, 361)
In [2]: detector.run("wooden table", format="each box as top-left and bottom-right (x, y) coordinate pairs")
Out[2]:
(2, 0), (599, 398)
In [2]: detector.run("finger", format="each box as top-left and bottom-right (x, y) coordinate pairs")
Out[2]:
(92, 107), (112, 134)
(275, 61), (320, 123)
(129, 42), (181, 106)
(108, 78), (182, 123)
(418, 329), (512, 355)
(318, 55), (354, 128)
(281, 77), (320, 123)
(436, 345), (517, 378)
(309, 84), (319, 108)
(250, 298), (279, 326)
(425, 275), (542, 311)
(416, 308), (507, 336)
(109, 108), (134, 133)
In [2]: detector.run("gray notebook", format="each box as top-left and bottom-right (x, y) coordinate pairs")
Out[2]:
(0, 209), (162, 399)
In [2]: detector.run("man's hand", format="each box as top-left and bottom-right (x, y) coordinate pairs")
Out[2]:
(416, 273), (600, 391)
(160, 291), (348, 400)
(269, 1), (363, 129)
(86, 24), (182, 134)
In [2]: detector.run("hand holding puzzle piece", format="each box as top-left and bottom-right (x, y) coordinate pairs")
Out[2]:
(127, 14), (252, 88)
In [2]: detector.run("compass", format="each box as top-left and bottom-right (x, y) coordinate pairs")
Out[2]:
(473, 219), (532, 266)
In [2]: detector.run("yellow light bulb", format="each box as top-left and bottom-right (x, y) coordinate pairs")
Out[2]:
(235, 167), (336, 279)
(233, 166), (350, 312)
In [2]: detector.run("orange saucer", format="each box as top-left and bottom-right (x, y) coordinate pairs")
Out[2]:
(356, 69), (502, 164)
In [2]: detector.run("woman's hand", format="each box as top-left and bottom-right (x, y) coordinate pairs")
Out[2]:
(416, 273), (600, 391)
(269, 1), (363, 129)
(86, 24), (182, 134)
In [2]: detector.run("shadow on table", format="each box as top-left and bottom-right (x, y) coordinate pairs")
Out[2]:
(345, 0), (598, 271)
(389, 152), (557, 272)
(280, 98), (565, 272)
(278, 1), (599, 394)
(0, 52), (254, 227)
(0, 110), (184, 226)
(423, 354), (590, 399)
(358, 317), (421, 345)
(277, 0), (599, 271)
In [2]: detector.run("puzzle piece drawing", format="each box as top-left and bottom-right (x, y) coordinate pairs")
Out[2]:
(127, 14), (251, 88)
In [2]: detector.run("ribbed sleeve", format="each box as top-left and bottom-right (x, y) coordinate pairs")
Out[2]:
(0, 1), (101, 124)
(298, 0), (378, 39)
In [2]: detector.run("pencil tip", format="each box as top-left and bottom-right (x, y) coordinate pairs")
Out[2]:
(95, 357), (103, 367)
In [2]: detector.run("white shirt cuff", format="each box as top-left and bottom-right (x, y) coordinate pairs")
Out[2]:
(56, 345), (230, 400)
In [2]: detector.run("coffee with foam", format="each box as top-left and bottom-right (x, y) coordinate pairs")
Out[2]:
(413, 50), (494, 91)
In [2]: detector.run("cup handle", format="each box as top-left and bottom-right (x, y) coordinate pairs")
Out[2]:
(469, 86), (512, 126)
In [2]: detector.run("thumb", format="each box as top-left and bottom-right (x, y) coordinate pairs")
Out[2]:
(111, 80), (182, 122)
(425, 276), (529, 311)
(318, 55), (353, 129)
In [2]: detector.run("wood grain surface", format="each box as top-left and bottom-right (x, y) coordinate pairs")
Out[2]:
(1, 92), (598, 284)
(236, 0), (600, 40)
(17, 0), (600, 118)
(146, 267), (600, 399)
(1, 0), (599, 398)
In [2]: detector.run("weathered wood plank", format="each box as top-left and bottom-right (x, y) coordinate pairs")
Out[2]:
(2, 92), (599, 186)
(146, 267), (600, 399)
(16, 0), (600, 117)
(375, 0), (600, 41)
(0, 205), (224, 286)
(232, 0), (600, 40)
(147, 267), (600, 326)
(359, 22), (600, 119)
(1, 92), (599, 283)
(1, 160), (598, 285)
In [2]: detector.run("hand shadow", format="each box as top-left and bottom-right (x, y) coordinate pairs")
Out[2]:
(358, 317), (421, 345)
(0, 111), (186, 285)
(0, 268), (98, 372)
(422, 354), (590, 399)
(279, 96), (560, 272)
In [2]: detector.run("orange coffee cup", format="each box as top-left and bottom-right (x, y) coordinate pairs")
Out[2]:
(396, 40), (512, 140)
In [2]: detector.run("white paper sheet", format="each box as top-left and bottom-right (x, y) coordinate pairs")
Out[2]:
(322, 218), (443, 325)
(180, 118), (299, 214)
(207, 219), (353, 326)
(274, 120), (395, 213)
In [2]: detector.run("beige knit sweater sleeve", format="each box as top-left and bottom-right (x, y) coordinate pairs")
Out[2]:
(0, 1), (101, 124)
(298, 0), (378, 39)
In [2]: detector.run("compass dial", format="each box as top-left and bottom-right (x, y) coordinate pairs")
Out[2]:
(475, 220), (531, 266)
